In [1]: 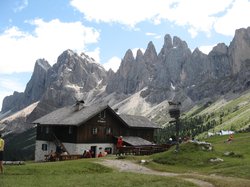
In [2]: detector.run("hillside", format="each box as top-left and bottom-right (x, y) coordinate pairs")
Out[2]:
(150, 132), (250, 181)
(185, 90), (250, 137)
(155, 90), (250, 143)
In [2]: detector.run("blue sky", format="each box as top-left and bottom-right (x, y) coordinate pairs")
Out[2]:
(0, 0), (250, 111)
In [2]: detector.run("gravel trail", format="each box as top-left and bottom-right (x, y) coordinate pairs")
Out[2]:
(99, 159), (214, 187)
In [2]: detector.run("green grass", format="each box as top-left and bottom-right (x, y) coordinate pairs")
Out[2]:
(187, 91), (250, 136)
(148, 132), (250, 179)
(0, 158), (197, 187)
(121, 132), (250, 186)
(2, 133), (250, 187)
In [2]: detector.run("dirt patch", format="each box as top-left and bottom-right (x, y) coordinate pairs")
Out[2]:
(99, 159), (214, 187)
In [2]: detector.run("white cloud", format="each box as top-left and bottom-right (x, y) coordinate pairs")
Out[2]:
(14, 0), (28, 12)
(199, 45), (216, 54)
(102, 56), (121, 72)
(0, 19), (100, 74)
(85, 47), (100, 63)
(214, 0), (250, 36)
(146, 32), (161, 39)
(70, 0), (175, 27)
(70, 0), (250, 38)
(0, 78), (25, 92)
(146, 32), (157, 36)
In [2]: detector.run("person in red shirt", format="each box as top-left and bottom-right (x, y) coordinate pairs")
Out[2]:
(116, 136), (123, 156)
(98, 152), (103, 157)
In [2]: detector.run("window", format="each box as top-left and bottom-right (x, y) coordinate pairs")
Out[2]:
(106, 127), (111, 135)
(69, 126), (73, 134)
(104, 147), (112, 154)
(42, 144), (47, 151)
(92, 128), (98, 135)
(99, 110), (106, 118)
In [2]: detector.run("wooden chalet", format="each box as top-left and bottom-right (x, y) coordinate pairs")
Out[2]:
(33, 103), (160, 161)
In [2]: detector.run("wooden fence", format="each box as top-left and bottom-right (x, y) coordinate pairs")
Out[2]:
(117, 144), (172, 155)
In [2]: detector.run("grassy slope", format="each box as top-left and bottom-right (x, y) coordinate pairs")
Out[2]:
(185, 91), (250, 137)
(149, 132), (250, 180)
(0, 159), (197, 187)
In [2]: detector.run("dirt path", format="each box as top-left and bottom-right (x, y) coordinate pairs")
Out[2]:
(99, 159), (214, 187)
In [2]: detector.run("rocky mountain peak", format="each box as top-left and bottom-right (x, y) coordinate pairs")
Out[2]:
(173, 36), (188, 49)
(210, 43), (228, 55)
(163, 34), (173, 50)
(35, 58), (51, 71)
(135, 49), (144, 61)
(192, 47), (203, 56)
(144, 41), (157, 62)
(123, 49), (135, 62)
(1, 59), (51, 113)
(229, 27), (250, 74)
(2, 27), (250, 128)
(24, 58), (51, 101)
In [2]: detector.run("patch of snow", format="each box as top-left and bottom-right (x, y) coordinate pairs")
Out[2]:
(171, 82), (176, 90)
(65, 67), (72, 72)
(37, 59), (49, 71)
(65, 84), (83, 93)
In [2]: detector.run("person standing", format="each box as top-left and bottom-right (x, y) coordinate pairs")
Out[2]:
(0, 133), (4, 174)
(116, 136), (123, 156)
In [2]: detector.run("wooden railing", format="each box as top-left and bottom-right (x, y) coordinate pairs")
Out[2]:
(51, 133), (69, 155)
(117, 144), (172, 155)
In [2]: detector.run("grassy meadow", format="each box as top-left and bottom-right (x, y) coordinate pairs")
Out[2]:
(2, 133), (250, 187)
(128, 132), (250, 187)
(0, 158), (196, 187)
(149, 133), (250, 177)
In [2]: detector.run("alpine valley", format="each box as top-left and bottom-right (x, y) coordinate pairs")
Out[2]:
(1, 27), (250, 160)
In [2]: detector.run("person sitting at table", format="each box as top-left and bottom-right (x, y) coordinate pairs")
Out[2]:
(48, 150), (56, 161)
(85, 150), (92, 158)
(98, 152), (103, 157)
(61, 151), (68, 156)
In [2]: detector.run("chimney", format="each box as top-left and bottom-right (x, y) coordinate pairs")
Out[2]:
(74, 100), (85, 111)
(114, 108), (119, 115)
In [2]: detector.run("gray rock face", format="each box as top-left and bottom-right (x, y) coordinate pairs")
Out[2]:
(28, 49), (108, 119)
(209, 43), (231, 79)
(1, 91), (24, 113)
(1, 59), (50, 113)
(106, 42), (158, 94)
(229, 27), (250, 74)
(2, 27), (250, 122)
(106, 27), (250, 104)
(24, 59), (51, 103)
